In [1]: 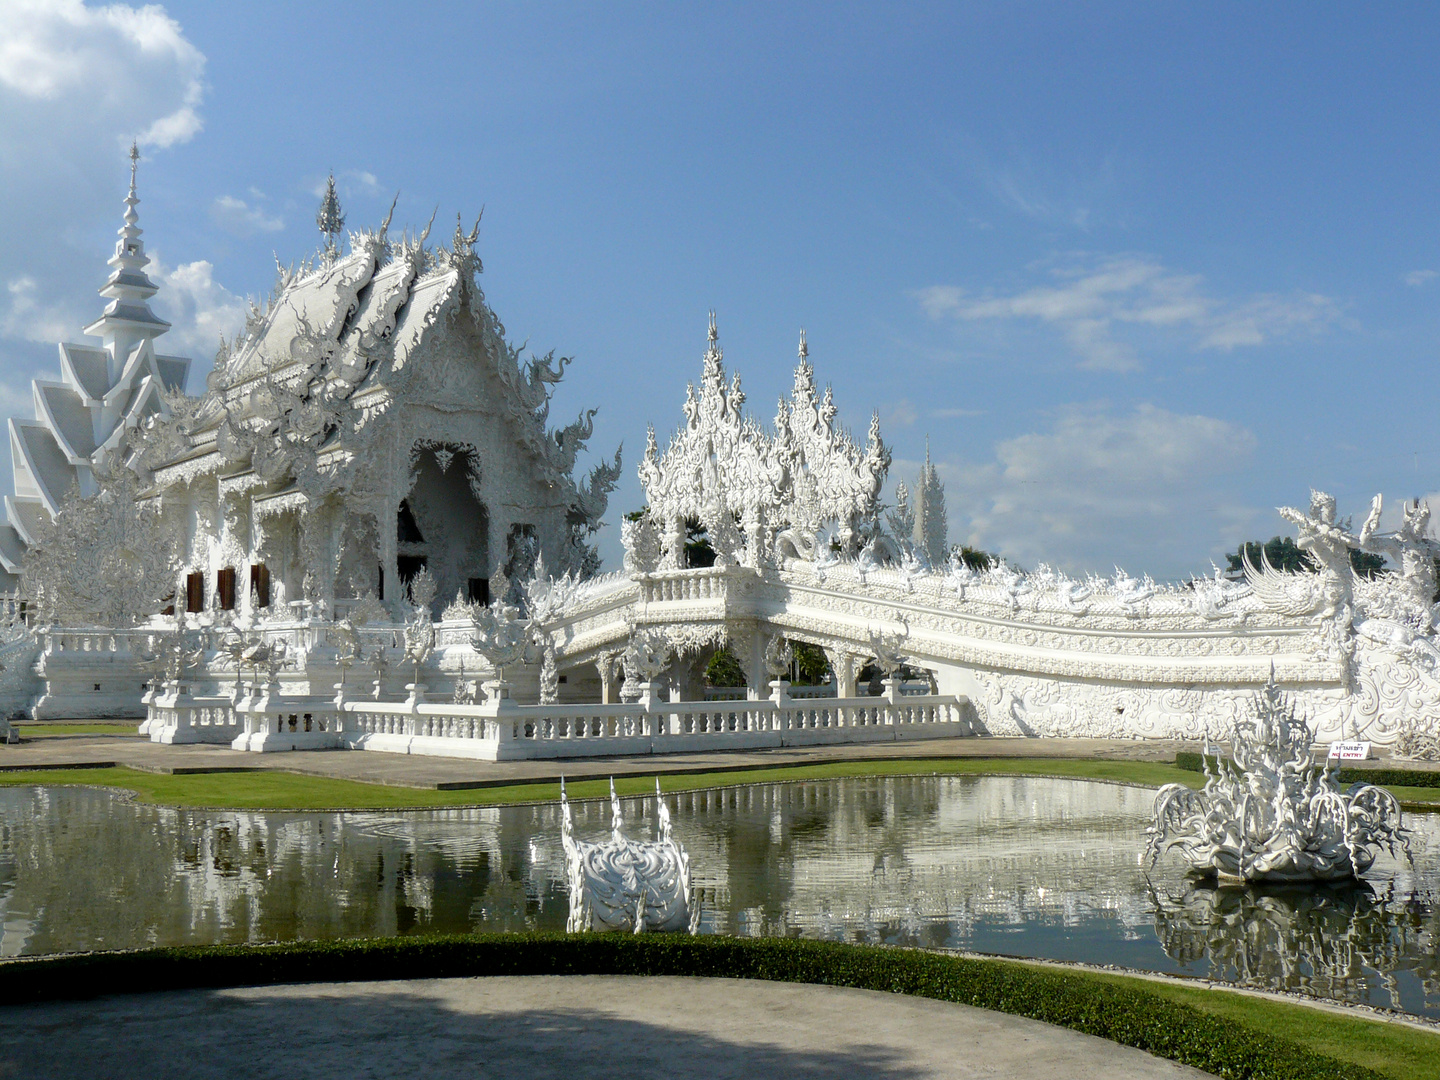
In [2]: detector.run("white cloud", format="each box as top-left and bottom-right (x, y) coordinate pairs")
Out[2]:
(919, 256), (1342, 373)
(940, 402), (1260, 579)
(880, 399), (918, 428)
(1405, 269), (1437, 287)
(210, 195), (284, 236)
(149, 255), (246, 365)
(1, 275), (76, 344)
(0, 0), (205, 148)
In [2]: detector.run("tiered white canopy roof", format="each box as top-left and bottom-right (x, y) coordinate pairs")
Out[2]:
(0, 146), (190, 585)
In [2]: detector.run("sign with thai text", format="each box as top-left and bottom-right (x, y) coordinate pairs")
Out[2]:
(1327, 741), (1371, 761)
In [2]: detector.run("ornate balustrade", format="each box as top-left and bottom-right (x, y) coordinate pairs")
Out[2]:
(145, 692), (240, 745)
(636, 568), (730, 606)
(205, 677), (972, 761)
(42, 627), (165, 654)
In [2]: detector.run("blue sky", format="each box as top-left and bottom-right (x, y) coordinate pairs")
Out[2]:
(2, 2), (1439, 579)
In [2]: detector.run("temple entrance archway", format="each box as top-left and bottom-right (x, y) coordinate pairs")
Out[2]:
(397, 443), (489, 614)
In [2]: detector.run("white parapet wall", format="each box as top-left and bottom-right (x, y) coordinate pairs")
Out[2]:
(143, 678), (971, 761)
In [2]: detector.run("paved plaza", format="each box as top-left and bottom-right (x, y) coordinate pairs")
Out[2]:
(0, 975), (1214, 1079)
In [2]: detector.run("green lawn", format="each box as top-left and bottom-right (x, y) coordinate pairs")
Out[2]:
(0, 757), (1205, 810)
(1072, 964), (1440, 1080)
(12, 722), (142, 737)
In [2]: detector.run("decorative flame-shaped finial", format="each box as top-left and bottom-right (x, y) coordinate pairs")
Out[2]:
(798, 328), (808, 360)
(707, 309), (718, 343)
(316, 173), (346, 263)
(128, 141), (140, 194)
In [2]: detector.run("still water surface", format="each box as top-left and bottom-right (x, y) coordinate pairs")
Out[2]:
(2, 775), (1438, 1016)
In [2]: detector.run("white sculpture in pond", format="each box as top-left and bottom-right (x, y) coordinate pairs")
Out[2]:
(1147, 675), (1408, 883)
(560, 778), (692, 933)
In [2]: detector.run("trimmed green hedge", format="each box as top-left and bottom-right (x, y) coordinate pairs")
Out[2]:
(0, 934), (1383, 1080)
(1175, 752), (1440, 789)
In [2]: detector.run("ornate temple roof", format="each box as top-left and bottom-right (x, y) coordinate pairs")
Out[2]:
(0, 146), (191, 585)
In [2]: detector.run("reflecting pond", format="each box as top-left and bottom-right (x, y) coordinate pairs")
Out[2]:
(2, 775), (1439, 1016)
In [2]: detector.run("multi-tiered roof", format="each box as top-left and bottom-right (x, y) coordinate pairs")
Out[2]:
(0, 146), (191, 586)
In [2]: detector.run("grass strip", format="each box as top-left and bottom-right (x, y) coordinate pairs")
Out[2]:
(11, 723), (142, 737)
(0, 934), (1394, 1080)
(0, 757), (1202, 810)
(1074, 965), (1440, 1080)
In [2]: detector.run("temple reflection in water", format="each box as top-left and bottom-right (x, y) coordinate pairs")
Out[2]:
(2, 775), (1438, 1016)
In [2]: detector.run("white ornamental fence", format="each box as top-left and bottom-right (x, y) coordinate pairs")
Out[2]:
(145, 679), (973, 760)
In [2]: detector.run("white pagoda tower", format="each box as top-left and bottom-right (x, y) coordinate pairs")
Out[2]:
(0, 145), (191, 588)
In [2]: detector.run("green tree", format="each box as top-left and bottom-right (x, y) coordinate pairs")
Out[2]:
(704, 646), (745, 687)
(1224, 536), (1388, 580)
(792, 641), (831, 685)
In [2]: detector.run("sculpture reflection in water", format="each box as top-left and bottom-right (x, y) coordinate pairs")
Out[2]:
(1148, 675), (1408, 883)
(1153, 881), (1440, 1007)
(559, 778), (693, 933)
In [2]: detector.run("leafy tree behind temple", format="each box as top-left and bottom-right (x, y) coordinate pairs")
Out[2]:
(1224, 536), (1387, 580)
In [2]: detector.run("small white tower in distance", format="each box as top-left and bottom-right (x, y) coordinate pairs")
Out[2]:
(913, 437), (947, 565)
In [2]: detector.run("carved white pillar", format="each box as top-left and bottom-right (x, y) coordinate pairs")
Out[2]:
(744, 625), (767, 701)
(379, 499), (399, 618)
(824, 646), (857, 698)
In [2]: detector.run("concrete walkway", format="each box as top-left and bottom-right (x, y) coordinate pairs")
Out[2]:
(0, 975), (1215, 1079)
(0, 730), (1195, 789)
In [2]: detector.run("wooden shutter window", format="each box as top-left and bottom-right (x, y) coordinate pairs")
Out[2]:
(217, 567), (236, 610)
(185, 572), (204, 613)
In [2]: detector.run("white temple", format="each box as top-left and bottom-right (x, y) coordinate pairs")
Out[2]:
(7, 152), (1440, 760)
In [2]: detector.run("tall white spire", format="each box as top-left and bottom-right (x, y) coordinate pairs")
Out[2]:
(0, 145), (191, 585)
(82, 142), (171, 382)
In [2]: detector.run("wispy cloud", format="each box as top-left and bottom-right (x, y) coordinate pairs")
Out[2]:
(938, 402), (1260, 578)
(1405, 269), (1437, 287)
(930, 407), (985, 419)
(880, 399), (918, 428)
(210, 195), (283, 236)
(1, 275), (77, 344)
(918, 256), (1342, 373)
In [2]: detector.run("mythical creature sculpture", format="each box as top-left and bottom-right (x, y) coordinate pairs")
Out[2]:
(763, 634), (793, 681)
(468, 599), (531, 686)
(560, 778), (692, 933)
(1147, 675), (1408, 883)
(867, 622), (910, 679)
(400, 568), (437, 689)
(1359, 495), (1440, 633)
(1277, 491), (1361, 686)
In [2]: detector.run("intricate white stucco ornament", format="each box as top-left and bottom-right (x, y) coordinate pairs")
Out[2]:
(25, 449), (181, 627)
(560, 778), (692, 934)
(639, 317), (888, 569)
(763, 634), (793, 680)
(400, 568), (437, 690)
(469, 600), (531, 684)
(1147, 676), (1408, 883)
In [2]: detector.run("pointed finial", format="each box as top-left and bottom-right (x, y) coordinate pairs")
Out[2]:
(707, 309), (718, 343)
(798, 328), (808, 360)
(316, 173), (346, 259)
(379, 192), (399, 237)
(128, 142), (140, 193)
